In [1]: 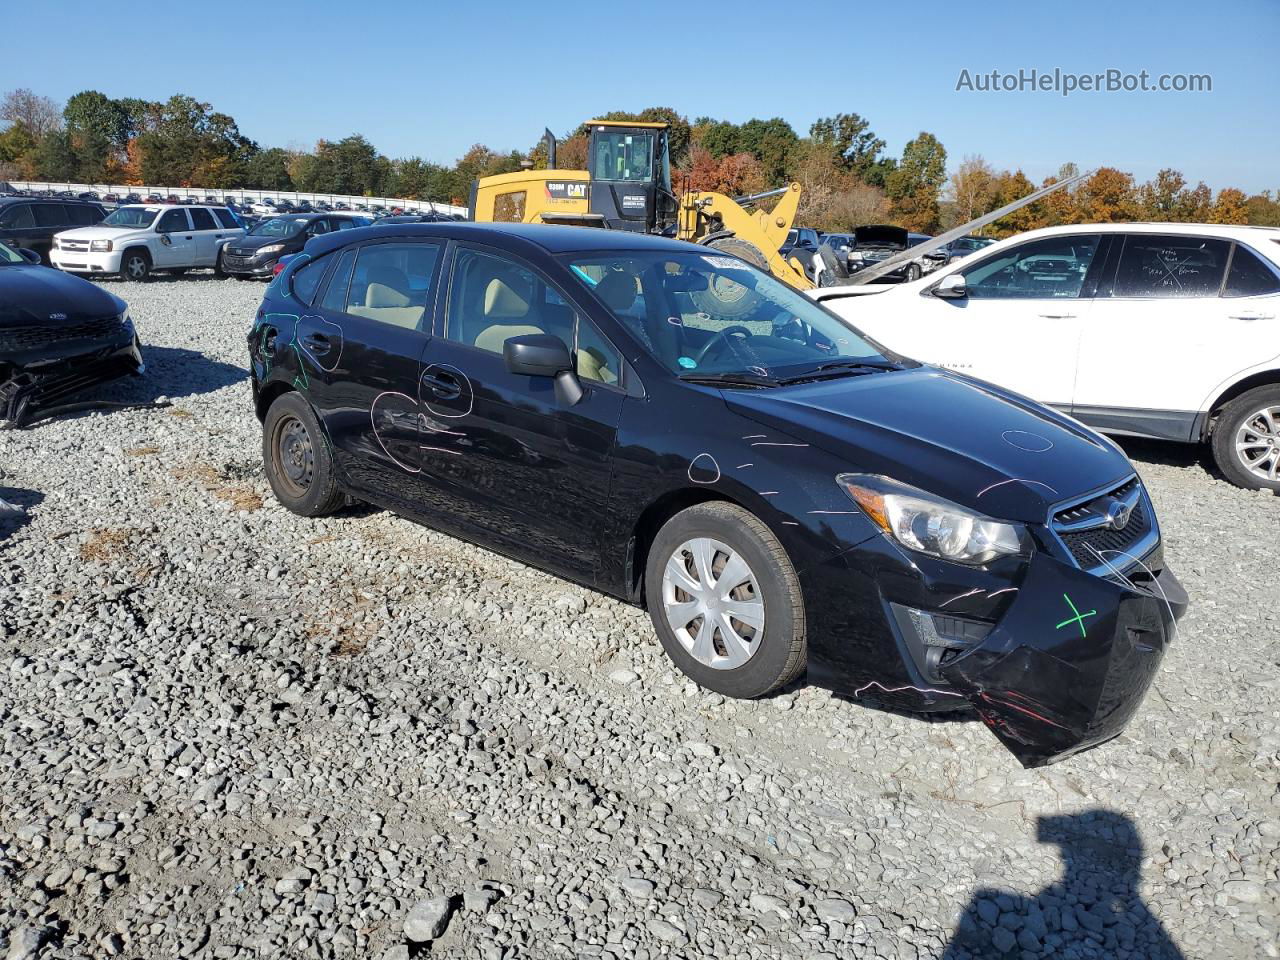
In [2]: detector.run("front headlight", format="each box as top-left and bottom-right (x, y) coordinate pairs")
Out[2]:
(838, 473), (1027, 565)
(258, 243), (284, 256)
(91, 239), (113, 252)
(121, 310), (135, 333)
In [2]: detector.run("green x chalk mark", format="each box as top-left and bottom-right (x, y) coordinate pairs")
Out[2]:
(1055, 593), (1097, 638)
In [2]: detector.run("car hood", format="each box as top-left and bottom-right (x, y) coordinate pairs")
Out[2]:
(233, 234), (298, 250)
(0, 264), (125, 327)
(724, 367), (1132, 523)
(56, 225), (145, 242)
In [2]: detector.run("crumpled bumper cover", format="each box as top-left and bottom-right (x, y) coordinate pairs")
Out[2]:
(941, 551), (1188, 767)
(0, 335), (144, 426)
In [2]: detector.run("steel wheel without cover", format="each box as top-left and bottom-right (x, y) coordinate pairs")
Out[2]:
(1235, 404), (1280, 483)
(662, 537), (765, 670)
(274, 415), (315, 497)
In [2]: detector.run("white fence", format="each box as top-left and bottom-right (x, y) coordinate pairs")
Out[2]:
(6, 181), (468, 217)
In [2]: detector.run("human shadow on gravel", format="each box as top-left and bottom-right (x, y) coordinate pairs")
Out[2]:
(942, 810), (1184, 960)
(0, 486), (41, 540)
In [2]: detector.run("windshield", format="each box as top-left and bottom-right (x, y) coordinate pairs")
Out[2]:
(592, 131), (653, 182)
(250, 216), (308, 237)
(0, 240), (23, 264)
(566, 250), (895, 381)
(102, 207), (159, 228)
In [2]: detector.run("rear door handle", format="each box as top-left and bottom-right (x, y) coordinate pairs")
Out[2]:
(1038, 313), (1076, 319)
(1228, 311), (1274, 320)
(421, 372), (461, 399)
(303, 333), (331, 355)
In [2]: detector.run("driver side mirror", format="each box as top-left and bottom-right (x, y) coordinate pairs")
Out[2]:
(503, 333), (583, 405)
(933, 274), (967, 299)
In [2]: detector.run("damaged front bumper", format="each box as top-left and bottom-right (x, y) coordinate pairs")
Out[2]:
(940, 551), (1187, 767)
(0, 326), (144, 427)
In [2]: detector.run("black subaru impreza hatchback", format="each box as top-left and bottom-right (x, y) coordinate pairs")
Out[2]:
(248, 222), (1187, 767)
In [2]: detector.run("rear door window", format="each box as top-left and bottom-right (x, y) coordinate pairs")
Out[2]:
(213, 208), (241, 229)
(189, 208), (218, 231)
(343, 242), (441, 329)
(1111, 234), (1230, 298)
(33, 204), (67, 227)
(319, 247), (358, 312)
(1224, 244), (1280, 297)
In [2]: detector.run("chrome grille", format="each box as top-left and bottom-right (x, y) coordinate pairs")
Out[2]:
(59, 239), (89, 252)
(1050, 476), (1157, 574)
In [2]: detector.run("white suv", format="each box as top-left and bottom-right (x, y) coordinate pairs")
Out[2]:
(51, 204), (245, 281)
(814, 223), (1280, 491)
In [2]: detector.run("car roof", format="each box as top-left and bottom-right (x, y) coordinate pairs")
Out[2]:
(305, 221), (700, 258)
(1004, 222), (1280, 242)
(0, 195), (99, 205)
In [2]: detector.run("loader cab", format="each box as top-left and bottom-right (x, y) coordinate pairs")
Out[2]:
(587, 120), (673, 233)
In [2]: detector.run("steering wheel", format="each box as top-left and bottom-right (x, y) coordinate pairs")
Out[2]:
(694, 325), (754, 365)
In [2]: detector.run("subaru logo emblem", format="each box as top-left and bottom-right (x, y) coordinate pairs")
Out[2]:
(1103, 498), (1133, 531)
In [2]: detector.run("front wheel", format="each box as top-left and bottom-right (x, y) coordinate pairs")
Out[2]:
(120, 249), (151, 282)
(645, 502), (806, 698)
(906, 263), (922, 282)
(262, 392), (346, 516)
(1211, 385), (1280, 491)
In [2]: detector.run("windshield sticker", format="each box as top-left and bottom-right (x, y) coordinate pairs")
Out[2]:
(677, 356), (697, 369)
(701, 255), (747, 270)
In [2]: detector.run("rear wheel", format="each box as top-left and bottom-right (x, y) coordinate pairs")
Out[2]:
(263, 392), (345, 516)
(692, 236), (770, 319)
(645, 502), (806, 698)
(120, 248), (151, 282)
(906, 262), (922, 282)
(1211, 384), (1280, 491)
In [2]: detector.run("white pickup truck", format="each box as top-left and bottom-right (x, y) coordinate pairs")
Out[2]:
(50, 204), (245, 280)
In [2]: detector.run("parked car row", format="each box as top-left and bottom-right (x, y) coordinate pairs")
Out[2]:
(782, 224), (988, 287)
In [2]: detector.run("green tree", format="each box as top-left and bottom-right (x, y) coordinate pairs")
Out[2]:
(735, 117), (798, 186)
(32, 130), (77, 180)
(809, 112), (886, 183)
(245, 148), (294, 191)
(885, 132), (947, 231)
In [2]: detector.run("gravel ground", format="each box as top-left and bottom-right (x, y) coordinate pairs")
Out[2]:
(1, 274), (1277, 960)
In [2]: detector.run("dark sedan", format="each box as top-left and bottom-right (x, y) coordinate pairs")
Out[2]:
(0, 240), (143, 426)
(220, 214), (370, 278)
(248, 222), (1187, 767)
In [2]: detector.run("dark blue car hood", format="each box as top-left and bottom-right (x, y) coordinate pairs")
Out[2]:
(724, 367), (1132, 523)
(0, 264), (125, 328)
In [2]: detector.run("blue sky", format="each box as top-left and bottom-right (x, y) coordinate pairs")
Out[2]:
(10, 0), (1280, 192)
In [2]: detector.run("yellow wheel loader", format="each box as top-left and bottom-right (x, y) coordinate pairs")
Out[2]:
(470, 121), (813, 293)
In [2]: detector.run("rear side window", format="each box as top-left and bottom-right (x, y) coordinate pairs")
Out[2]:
(1224, 245), (1280, 297)
(342, 242), (441, 329)
(189, 208), (217, 230)
(33, 204), (67, 227)
(213, 208), (240, 229)
(0, 203), (34, 228)
(290, 256), (328, 305)
(319, 248), (357, 312)
(1111, 234), (1230, 298)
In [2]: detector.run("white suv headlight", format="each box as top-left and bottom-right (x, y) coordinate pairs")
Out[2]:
(91, 239), (113, 252)
(838, 473), (1028, 565)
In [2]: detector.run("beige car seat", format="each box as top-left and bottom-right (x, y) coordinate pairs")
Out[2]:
(346, 265), (424, 329)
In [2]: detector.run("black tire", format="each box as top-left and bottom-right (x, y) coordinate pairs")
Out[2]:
(816, 244), (847, 287)
(1210, 384), (1280, 492)
(644, 501), (806, 699)
(262, 392), (345, 516)
(120, 248), (151, 282)
(215, 249), (229, 278)
(691, 236), (770, 319)
(906, 263), (922, 282)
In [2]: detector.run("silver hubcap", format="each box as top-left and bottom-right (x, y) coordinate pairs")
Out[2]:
(126, 257), (145, 278)
(1235, 405), (1280, 482)
(662, 538), (764, 670)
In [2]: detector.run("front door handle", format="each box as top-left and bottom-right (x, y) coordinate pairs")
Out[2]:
(302, 333), (331, 355)
(421, 372), (461, 399)
(1038, 313), (1076, 319)
(1228, 311), (1274, 321)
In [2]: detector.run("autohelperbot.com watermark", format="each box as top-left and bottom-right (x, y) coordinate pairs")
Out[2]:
(955, 68), (1212, 97)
